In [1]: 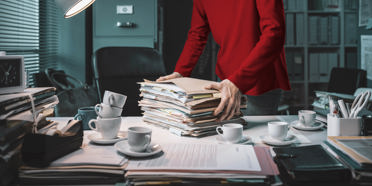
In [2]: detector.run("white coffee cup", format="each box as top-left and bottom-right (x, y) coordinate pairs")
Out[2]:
(298, 110), (316, 126)
(88, 117), (122, 139)
(128, 126), (152, 152)
(95, 103), (123, 118)
(216, 123), (243, 143)
(103, 90), (127, 108)
(268, 121), (289, 140)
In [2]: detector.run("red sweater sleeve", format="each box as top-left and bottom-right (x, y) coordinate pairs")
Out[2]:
(228, 0), (286, 93)
(174, 0), (210, 77)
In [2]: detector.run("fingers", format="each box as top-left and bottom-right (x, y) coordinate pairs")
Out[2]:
(214, 97), (227, 117)
(205, 82), (221, 90)
(221, 99), (235, 121)
(156, 72), (182, 82)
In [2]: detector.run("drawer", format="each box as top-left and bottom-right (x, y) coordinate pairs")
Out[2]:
(93, 0), (156, 37)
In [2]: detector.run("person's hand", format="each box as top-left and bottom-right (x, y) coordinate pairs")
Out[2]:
(156, 72), (183, 82)
(205, 79), (241, 121)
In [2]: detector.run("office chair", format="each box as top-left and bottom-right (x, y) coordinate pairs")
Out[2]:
(327, 67), (367, 94)
(93, 47), (166, 116)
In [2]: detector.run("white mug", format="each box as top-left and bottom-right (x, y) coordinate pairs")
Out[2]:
(128, 126), (152, 152)
(216, 123), (243, 143)
(88, 117), (122, 139)
(103, 90), (127, 108)
(298, 110), (316, 126)
(95, 103), (123, 118)
(268, 121), (289, 140)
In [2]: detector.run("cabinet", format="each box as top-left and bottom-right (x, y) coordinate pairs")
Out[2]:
(282, 0), (358, 111)
(92, 0), (158, 52)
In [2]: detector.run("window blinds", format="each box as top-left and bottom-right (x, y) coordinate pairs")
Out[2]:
(0, 0), (59, 86)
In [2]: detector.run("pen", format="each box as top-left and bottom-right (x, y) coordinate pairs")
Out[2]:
(337, 100), (349, 118)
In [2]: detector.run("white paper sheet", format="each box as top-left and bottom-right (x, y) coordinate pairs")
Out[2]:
(359, 0), (372, 27)
(127, 143), (261, 172)
(361, 35), (372, 80)
(51, 145), (127, 167)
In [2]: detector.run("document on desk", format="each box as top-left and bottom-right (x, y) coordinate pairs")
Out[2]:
(127, 143), (261, 172)
(51, 145), (127, 167)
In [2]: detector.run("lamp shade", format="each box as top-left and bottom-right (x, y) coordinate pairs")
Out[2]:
(55, 0), (95, 18)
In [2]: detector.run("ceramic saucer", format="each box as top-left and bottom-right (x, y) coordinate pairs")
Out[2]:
(291, 120), (325, 131)
(88, 131), (127, 145)
(114, 140), (162, 158)
(260, 134), (296, 146)
(216, 135), (252, 144)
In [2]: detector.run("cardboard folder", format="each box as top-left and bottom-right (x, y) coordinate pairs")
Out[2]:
(140, 77), (220, 96)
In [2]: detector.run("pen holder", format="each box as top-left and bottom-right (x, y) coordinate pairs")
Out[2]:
(327, 114), (362, 136)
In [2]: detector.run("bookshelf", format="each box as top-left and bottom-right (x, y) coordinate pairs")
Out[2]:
(282, 0), (358, 112)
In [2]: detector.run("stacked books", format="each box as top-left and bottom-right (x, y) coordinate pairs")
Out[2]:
(125, 143), (279, 185)
(0, 87), (58, 185)
(138, 77), (247, 136)
(325, 136), (372, 184)
(19, 144), (128, 185)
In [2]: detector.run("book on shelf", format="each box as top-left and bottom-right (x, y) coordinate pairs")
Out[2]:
(296, 14), (305, 45)
(285, 13), (295, 45)
(345, 13), (358, 44)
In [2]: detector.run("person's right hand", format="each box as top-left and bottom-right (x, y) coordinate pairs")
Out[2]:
(156, 72), (183, 82)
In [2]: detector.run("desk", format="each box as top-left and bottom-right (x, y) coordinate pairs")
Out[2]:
(27, 115), (328, 185)
(80, 115), (327, 147)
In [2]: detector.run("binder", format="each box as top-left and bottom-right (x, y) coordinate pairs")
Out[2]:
(319, 16), (329, 44)
(273, 145), (351, 184)
(296, 14), (305, 45)
(309, 53), (319, 82)
(330, 16), (340, 44)
(319, 53), (329, 82)
(309, 16), (319, 44)
(286, 14), (295, 45)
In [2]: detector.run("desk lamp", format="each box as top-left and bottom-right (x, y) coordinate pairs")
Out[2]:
(55, 0), (95, 18)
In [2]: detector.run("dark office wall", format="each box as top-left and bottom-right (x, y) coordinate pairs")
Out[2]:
(162, 0), (217, 80)
(57, 9), (86, 83)
(162, 0), (193, 74)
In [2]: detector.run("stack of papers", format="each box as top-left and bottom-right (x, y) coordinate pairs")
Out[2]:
(125, 143), (279, 185)
(19, 145), (128, 185)
(0, 87), (58, 185)
(138, 78), (247, 136)
(325, 136), (372, 184)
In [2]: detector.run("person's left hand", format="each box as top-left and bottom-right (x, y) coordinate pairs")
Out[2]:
(205, 79), (241, 121)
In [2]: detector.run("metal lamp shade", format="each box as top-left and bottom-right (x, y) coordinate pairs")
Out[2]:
(55, 0), (95, 18)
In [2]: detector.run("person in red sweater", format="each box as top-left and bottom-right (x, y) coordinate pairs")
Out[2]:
(157, 0), (290, 121)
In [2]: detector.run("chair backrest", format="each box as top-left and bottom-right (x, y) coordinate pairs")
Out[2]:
(327, 67), (367, 94)
(93, 47), (166, 116)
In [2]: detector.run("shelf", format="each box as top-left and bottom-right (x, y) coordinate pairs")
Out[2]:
(290, 81), (306, 83)
(308, 45), (340, 48)
(285, 10), (307, 13)
(285, 45), (305, 48)
(344, 45), (358, 48)
(308, 10), (340, 14)
(344, 10), (357, 13)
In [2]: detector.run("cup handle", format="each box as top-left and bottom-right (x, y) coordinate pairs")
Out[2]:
(88, 119), (97, 131)
(144, 134), (151, 149)
(94, 104), (102, 117)
(74, 113), (82, 120)
(109, 95), (115, 106)
(216, 127), (223, 135)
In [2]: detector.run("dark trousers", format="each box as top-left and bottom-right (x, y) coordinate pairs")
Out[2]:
(241, 89), (282, 115)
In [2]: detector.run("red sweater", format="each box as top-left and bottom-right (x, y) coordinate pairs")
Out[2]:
(174, 0), (291, 96)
